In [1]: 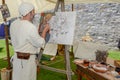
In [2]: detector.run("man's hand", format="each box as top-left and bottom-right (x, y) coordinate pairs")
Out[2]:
(41, 23), (50, 39)
(43, 24), (50, 33)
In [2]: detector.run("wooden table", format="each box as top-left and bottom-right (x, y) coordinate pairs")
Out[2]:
(75, 63), (118, 80)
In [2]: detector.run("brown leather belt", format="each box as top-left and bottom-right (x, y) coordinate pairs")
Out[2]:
(16, 52), (30, 60)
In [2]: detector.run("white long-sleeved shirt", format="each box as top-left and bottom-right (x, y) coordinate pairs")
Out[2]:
(10, 19), (45, 54)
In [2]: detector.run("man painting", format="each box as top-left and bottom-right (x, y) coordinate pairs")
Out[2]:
(10, 2), (50, 80)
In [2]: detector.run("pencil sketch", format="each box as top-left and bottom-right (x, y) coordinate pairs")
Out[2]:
(48, 12), (76, 45)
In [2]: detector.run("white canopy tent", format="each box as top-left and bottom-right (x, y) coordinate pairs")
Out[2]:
(0, 0), (55, 23)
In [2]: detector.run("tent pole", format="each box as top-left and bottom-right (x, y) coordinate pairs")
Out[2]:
(72, 4), (74, 11)
(4, 23), (11, 69)
(2, 1), (12, 80)
(2, 0), (5, 4)
(2, 0), (11, 70)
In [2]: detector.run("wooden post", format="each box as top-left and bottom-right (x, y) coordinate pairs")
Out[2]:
(2, 0), (12, 80)
(2, 0), (5, 4)
(2, 0), (11, 70)
(72, 4), (74, 11)
(4, 22), (11, 69)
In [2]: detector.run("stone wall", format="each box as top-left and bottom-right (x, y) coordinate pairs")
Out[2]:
(64, 3), (120, 48)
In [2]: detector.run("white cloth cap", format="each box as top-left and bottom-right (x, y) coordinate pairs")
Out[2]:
(19, 2), (34, 16)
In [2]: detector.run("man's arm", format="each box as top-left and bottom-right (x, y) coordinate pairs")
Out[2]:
(41, 23), (50, 39)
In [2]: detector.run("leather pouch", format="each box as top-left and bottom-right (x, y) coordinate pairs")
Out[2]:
(17, 52), (30, 60)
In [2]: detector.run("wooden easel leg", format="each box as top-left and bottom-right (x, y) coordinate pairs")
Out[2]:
(60, 0), (72, 79)
(65, 46), (72, 80)
(54, 0), (60, 13)
(61, 0), (65, 11)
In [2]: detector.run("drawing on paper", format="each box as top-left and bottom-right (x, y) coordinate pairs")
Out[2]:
(48, 12), (76, 45)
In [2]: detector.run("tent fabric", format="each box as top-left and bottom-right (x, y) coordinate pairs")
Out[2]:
(0, 23), (5, 38)
(47, 0), (120, 4)
(0, 20), (12, 39)
(0, 0), (55, 23)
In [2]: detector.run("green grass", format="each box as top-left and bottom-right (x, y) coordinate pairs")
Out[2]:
(0, 59), (8, 69)
(0, 39), (14, 58)
(108, 50), (120, 60)
(37, 56), (78, 80)
(38, 69), (66, 80)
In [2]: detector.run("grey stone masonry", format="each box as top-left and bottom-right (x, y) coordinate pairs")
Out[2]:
(64, 3), (120, 48)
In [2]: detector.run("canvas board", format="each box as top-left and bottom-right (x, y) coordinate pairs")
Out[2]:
(48, 12), (76, 45)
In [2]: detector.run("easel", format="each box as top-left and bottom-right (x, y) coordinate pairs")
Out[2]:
(39, 0), (73, 80)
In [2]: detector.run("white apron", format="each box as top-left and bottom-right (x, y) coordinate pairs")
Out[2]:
(12, 53), (36, 80)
